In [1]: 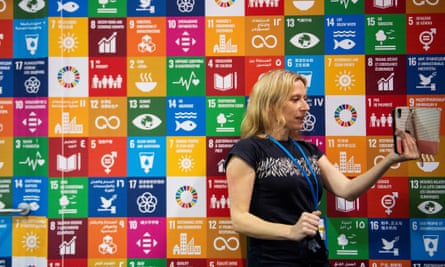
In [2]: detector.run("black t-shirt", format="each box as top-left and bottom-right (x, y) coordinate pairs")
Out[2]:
(226, 136), (328, 266)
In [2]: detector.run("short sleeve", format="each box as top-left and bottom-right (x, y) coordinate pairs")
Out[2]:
(225, 138), (259, 170)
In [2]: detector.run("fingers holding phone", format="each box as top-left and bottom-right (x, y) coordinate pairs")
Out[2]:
(394, 129), (420, 160)
(393, 106), (441, 156)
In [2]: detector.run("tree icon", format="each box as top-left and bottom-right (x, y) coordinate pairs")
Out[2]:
(217, 113), (227, 127)
(376, 30), (387, 45)
(337, 233), (349, 249)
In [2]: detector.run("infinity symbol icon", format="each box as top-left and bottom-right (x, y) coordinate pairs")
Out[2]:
(95, 116), (120, 130)
(251, 34), (277, 49)
(213, 236), (239, 251)
(0, 0), (6, 12)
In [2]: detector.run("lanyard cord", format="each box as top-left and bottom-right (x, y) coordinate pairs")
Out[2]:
(267, 135), (319, 210)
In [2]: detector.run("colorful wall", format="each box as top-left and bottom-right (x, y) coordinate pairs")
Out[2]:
(0, 0), (444, 266)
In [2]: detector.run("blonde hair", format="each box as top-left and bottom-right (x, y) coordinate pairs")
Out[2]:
(240, 69), (307, 138)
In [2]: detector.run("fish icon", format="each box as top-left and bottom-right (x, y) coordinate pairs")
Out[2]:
(175, 120), (197, 131)
(57, 1), (80, 12)
(334, 39), (356, 50)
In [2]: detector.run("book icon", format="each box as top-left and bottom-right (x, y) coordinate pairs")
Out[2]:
(57, 153), (81, 172)
(214, 73), (237, 91)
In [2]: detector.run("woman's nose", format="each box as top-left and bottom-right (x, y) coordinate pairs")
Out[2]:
(302, 100), (310, 110)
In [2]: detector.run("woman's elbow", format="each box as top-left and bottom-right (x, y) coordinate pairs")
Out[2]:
(229, 212), (248, 234)
(343, 194), (360, 202)
(231, 222), (244, 235)
(332, 188), (360, 202)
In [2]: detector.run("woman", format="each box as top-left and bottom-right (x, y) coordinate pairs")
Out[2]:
(225, 69), (419, 266)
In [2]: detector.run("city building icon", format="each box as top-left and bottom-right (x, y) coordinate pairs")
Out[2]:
(213, 35), (238, 53)
(172, 233), (201, 255)
(334, 151), (362, 174)
(54, 112), (84, 134)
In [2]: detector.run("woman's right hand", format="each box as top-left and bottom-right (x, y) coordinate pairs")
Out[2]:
(289, 210), (322, 241)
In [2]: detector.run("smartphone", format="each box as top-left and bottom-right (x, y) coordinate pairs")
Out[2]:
(393, 107), (441, 155)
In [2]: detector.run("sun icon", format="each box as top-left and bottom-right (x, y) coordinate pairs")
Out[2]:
(178, 154), (195, 172)
(58, 32), (79, 53)
(22, 231), (40, 252)
(335, 70), (355, 91)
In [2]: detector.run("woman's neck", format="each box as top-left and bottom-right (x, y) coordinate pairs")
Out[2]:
(266, 128), (289, 141)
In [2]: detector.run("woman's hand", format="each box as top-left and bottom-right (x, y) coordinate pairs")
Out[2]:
(393, 129), (420, 163)
(289, 210), (322, 241)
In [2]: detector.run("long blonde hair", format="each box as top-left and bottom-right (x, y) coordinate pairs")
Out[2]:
(240, 69), (307, 138)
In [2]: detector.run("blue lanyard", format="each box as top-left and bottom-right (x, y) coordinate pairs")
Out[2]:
(267, 135), (319, 210)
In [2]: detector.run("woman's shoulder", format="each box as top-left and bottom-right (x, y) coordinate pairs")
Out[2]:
(226, 136), (268, 167)
(228, 136), (271, 157)
(294, 139), (324, 157)
(233, 136), (268, 148)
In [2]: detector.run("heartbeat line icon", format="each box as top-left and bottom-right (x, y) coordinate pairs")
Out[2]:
(19, 152), (46, 171)
(332, 0), (356, 9)
(172, 71), (199, 91)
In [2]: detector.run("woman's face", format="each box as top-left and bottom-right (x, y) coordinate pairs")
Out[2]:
(282, 80), (310, 132)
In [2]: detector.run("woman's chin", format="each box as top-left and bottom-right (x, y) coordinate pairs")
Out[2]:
(290, 125), (303, 133)
(295, 121), (305, 129)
